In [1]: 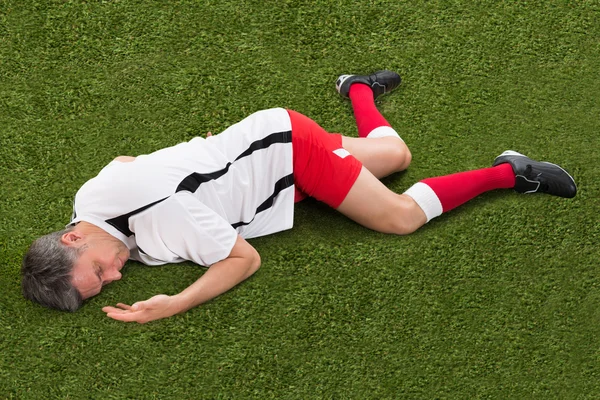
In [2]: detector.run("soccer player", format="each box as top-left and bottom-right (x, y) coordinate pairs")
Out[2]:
(21, 71), (577, 323)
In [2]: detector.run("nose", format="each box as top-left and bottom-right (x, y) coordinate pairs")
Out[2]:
(112, 269), (122, 281)
(105, 268), (122, 284)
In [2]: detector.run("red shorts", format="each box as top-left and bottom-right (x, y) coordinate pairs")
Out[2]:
(288, 109), (363, 208)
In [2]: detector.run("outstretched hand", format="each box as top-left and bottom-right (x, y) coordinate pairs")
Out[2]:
(102, 294), (178, 324)
(102, 236), (259, 324)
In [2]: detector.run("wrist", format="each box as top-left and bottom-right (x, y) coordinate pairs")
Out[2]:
(171, 292), (193, 315)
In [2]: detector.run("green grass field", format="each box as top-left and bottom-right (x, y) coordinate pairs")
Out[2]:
(1, 0), (599, 398)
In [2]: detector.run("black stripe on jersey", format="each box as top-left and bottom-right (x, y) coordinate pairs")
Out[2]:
(104, 129), (292, 237)
(234, 130), (292, 161)
(105, 197), (168, 237)
(176, 130), (291, 193)
(231, 173), (294, 229)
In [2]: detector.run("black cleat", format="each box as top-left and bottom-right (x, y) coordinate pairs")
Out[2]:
(336, 70), (401, 99)
(493, 150), (577, 198)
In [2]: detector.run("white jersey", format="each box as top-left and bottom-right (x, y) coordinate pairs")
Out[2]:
(70, 108), (294, 266)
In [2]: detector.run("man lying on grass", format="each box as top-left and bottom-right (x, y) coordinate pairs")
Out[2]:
(22, 70), (577, 323)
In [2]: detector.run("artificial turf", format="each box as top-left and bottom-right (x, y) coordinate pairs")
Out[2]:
(1, 0), (599, 398)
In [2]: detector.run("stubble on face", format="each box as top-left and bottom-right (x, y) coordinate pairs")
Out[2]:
(71, 236), (130, 299)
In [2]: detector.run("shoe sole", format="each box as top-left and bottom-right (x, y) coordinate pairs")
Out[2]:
(335, 75), (352, 95)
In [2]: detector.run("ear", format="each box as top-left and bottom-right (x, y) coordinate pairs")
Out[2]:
(61, 231), (85, 247)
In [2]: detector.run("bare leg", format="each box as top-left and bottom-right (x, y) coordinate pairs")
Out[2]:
(336, 167), (427, 235)
(341, 136), (411, 179)
(337, 151), (575, 235)
(338, 71), (408, 179)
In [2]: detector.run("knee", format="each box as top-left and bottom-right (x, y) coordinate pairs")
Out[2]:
(388, 139), (412, 172)
(386, 195), (422, 235)
(389, 215), (418, 236)
(399, 142), (412, 170)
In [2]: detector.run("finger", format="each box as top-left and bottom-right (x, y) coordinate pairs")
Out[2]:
(106, 311), (148, 324)
(106, 312), (138, 322)
(131, 301), (149, 311)
(102, 306), (131, 314)
(102, 303), (132, 312)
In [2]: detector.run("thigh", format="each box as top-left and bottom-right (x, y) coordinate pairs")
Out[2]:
(288, 110), (362, 208)
(341, 136), (411, 178)
(336, 167), (427, 235)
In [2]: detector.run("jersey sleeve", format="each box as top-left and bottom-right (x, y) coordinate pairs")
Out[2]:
(132, 192), (238, 266)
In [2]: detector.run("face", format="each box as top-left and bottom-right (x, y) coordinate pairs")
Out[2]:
(70, 239), (130, 299)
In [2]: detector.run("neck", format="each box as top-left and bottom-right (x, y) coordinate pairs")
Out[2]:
(73, 222), (129, 253)
(73, 221), (117, 242)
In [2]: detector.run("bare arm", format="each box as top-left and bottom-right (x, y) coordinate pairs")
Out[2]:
(102, 235), (260, 323)
(113, 156), (136, 163)
(172, 235), (260, 312)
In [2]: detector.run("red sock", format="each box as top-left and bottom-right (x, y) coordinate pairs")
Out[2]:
(404, 163), (516, 221)
(349, 84), (392, 138)
(422, 164), (516, 212)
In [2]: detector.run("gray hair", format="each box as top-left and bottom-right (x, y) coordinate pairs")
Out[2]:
(21, 226), (83, 312)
